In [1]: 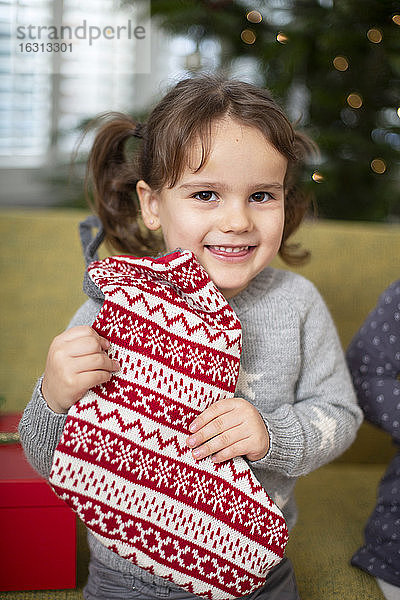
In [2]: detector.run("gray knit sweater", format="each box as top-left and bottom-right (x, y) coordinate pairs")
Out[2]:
(19, 266), (363, 587)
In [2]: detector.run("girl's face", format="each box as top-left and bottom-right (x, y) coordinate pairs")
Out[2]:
(138, 118), (287, 298)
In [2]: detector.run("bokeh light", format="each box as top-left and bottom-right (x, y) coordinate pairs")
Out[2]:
(367, 28), (382, 43)
(246, 10), (262, 24)
(312, 171), (324, 183)
(276, 32), (289, 44)
(333, 56), (349, 71)
(241, 29), (256, 44)
(371, 158), (386, 174)
(392, 15), (400, 25)
(347, 93), (363, 109)
(341, 107), (359, 127)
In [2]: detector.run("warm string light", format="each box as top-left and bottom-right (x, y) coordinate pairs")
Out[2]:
(371, 159), (386, 174)
(347, 93), (363, 109)
(330, 23), (396, 178)
(275, 20), (392, 186)
(241, 9), (262, 44)
(241, 29), (256, 44)
(312, 171), (324, 183)
(246, 10), (262, 23)
(333, 56), (349, 71)
(367, 28), (382, 43)
(276, 32), (289, 44)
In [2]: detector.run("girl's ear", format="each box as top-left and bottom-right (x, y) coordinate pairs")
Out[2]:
(136, 180), (161, 230)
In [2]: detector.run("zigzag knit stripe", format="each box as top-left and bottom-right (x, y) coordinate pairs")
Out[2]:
(55, 418), (287, 550)
(92, 293), (241, 354)
(93, 303), (240, 389)
(74, 380), (201, 432)
(90, 256), (240, 327)
(64, 400), (276, 503)
(93, 314), (237, 392)
(96, 280), (237, 330)
(66, 393), (283, 508)
(94, 277), (240, 332)
(52, 485), (269, 600)
(50, 455), (284, 567)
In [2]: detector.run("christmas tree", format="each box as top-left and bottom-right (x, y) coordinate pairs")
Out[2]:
(147, 0), (400, 221)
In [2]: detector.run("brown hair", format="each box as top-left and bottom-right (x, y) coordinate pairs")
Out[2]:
(84, 74), (317, 263)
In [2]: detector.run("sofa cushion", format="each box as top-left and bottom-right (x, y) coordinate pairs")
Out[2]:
(287, 463), (386, 599)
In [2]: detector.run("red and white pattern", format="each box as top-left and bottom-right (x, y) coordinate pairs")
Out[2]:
(49, 250), (288, 599)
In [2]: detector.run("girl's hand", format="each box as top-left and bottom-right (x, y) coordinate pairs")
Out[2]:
(42, 326), (120, 414)
(186, 397), (269, 464)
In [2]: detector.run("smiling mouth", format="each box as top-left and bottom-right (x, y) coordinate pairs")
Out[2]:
(208, 245), (251, 253)
(205, 245), (257, 259)
(206, 244), (256, 251)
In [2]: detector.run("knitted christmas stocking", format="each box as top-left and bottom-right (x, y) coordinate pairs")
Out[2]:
(49, 249), (288, 599)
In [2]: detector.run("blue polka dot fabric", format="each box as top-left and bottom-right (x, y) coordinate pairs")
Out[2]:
(347, 280), (400, 587)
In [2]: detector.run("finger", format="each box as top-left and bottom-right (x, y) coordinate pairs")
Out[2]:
(98, 335), (111, 351)
(61, 325), (98, 341)
(211, 440), (250, 464)
(91, 328), (111, 351)
(75, 370), (115, 396)
(191, 425), (247, 460)
(67, 335), (108, 358)
(187, 410), (240, 449)
(63, 326), (110, 350)
(189, 397), (235, 433)
(73, 353), (120, 374)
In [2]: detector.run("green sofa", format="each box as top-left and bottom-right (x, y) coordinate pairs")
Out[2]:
(1, 209), (398, 600)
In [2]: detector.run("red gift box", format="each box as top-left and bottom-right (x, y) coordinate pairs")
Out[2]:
(0, 413), (76, 591)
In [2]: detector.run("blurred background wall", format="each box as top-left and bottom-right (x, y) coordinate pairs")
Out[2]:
(1, 0), (399, 218)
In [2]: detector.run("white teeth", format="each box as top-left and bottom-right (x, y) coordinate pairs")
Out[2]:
(211, 245), (249, 253)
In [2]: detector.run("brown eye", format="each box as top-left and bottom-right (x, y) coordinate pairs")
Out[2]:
(250, 192), (272, 203)
(193, 191), (217, 202)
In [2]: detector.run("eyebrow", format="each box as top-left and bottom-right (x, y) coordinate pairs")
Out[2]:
(178, 181), (284, 191)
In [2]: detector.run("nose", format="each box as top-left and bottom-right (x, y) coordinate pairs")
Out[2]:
(218, 200), (253, 234)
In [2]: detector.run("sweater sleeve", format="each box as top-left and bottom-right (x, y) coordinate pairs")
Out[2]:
(18, 298), (103, 479)
(346, 279), (400, 443)
(252, 282), (363, 478)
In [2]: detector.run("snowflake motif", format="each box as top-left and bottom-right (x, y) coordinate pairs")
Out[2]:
(310, 406), (337, 450)
(66, 423), (92, 453)
(209, 481), (230, 513)
(134, 449), (156, 481)
(185, 346), (206, 374)
(225, 493), (247, 525)
(171, 465), (192, 497)
(92, 432), (116, 463)
(236, 368), (263, 401)
(111, 441), (134, 471)
(246, 505), (268, 535)
(205, 353), (225, 380)
(143, 327), (166, 354)
(121, 316), (146, 346)
(186, 472), (211, 504)
(154, 459), (176, 489)
(163, 337), (182, 362)
(102, 308), (124, 338)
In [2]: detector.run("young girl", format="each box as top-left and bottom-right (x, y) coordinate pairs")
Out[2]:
(19, 74), (362, 600)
